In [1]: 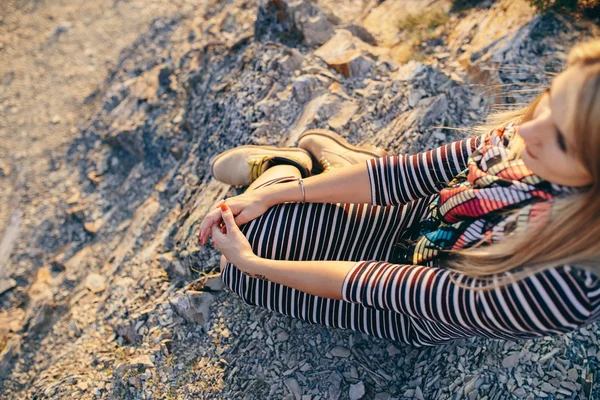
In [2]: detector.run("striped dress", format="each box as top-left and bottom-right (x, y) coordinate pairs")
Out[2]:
(220, 134), (600, 346)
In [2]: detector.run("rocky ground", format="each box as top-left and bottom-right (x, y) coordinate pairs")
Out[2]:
(1, 0), (599, 398)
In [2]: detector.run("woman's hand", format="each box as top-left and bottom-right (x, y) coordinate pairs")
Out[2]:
(197, 189), (271, 246)
(211, 203), (257, 271)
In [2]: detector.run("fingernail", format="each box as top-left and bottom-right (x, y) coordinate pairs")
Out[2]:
(221, 203), (228, 211)
(221, 226), (227, 234)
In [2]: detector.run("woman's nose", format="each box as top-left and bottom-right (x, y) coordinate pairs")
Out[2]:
(518, 120), (543, 144)
(517, 123), (531, 141)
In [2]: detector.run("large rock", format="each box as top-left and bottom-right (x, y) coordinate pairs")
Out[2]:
(448, 0), (536, 66)
(114, 319), (142, 345)
(113, 311), (151, 344)
(84, 272), (107, 293)
(361, 0), (440, 47)
(169, 290), (215, 332)
(369, 92), (449, 150)
(292, 74), (330, 103)
(275, 48), (305, 73)
(327, 101), (359, 130)
(314, 29), (375, 78)
(105, 115), (146, 160)
(255, 0), (336, 46)
(102, 64), (171, 159)
(446, 1), (541, 106)
(156, 252), (191, 280)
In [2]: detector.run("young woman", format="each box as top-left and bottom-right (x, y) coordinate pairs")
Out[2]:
(197, 39), (600, 346)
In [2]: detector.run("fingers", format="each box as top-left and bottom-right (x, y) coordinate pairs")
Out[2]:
(200, 212), (227, 247)
(219, 202), (236, 230)
(213, 199), (225, 209)
(211, 224), (224, 249)
(199, 207), (223, 245)
(233, 211), (246, 227)
(199, 198), (239, 246)
(199, 217), (210, 244)
(210, 225), (218, 248)
(201, 199), (225, 242)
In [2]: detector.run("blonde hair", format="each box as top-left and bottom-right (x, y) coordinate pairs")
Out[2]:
(441, 38), (600, 289)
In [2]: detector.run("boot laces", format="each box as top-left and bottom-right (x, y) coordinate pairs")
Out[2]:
(249, 154), (310, 181)
(319, 156), (334, 172)
(248, 155), (272, 182)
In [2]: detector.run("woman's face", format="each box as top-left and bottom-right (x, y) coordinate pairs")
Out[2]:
(517, 64), (594, 187)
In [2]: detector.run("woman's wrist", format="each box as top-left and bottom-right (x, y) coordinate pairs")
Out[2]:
(262, 180), (303, 206)
(241, 254), (267, 277)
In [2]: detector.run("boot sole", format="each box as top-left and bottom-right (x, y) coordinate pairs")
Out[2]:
(209, 145), (312, 183)
(298, 129), (389, 159)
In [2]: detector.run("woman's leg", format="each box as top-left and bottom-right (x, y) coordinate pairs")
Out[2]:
(246, 164), (301, 191)
(220, 164), (302, 269)
(221, 173), (438, 344)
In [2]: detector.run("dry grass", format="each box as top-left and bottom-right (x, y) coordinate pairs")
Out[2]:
(393, 9), (450, 63)
(397, 9), (450, 32)
(391, 43), (415, 64)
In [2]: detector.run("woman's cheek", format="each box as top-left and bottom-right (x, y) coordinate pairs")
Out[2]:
(545, 150), (566, 177)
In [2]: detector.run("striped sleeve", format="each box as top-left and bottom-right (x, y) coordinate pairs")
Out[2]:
(582, 268), (600, 323)
(342, 261), (596, 341)
(367, 134), (484, 206)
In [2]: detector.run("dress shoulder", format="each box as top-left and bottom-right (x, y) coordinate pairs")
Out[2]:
(481, 119), (520, 148)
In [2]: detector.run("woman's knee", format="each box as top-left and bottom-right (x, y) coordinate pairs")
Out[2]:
(220, 255), (240, 295)
(219, 255), (228, 273)
(240, 204), (285, 256)
(219, 257), (256, 305)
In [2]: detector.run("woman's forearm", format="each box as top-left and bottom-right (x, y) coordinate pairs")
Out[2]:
(243, 256), (358, 300)
(263, 161), (373, 206)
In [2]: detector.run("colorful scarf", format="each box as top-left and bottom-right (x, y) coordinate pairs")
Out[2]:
(391, 120), (585, 266)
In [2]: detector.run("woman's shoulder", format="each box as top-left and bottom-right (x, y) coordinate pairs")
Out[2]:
(566, 264), (600, 295)
(521, 263), (600, 325)
(547, 263), (600, 315)
(481, 119), (521, 148)
(512, 263), (599, 310)
(563, 264), (600, 320)
(468, 118), (522, 165)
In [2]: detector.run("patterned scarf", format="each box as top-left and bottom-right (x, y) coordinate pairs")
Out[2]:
(391, 120), (585, 266)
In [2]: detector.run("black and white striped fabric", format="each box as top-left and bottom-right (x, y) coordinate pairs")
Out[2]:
(220, 135), (600, 346)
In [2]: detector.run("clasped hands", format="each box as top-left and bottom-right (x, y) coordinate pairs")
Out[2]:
(197, 191), (271, 271)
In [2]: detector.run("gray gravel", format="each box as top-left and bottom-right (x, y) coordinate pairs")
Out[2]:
(0, 0), (598, 398)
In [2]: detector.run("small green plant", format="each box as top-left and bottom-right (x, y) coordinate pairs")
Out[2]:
(394, 9), (450, 63)
(397, 9), (450, 32)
